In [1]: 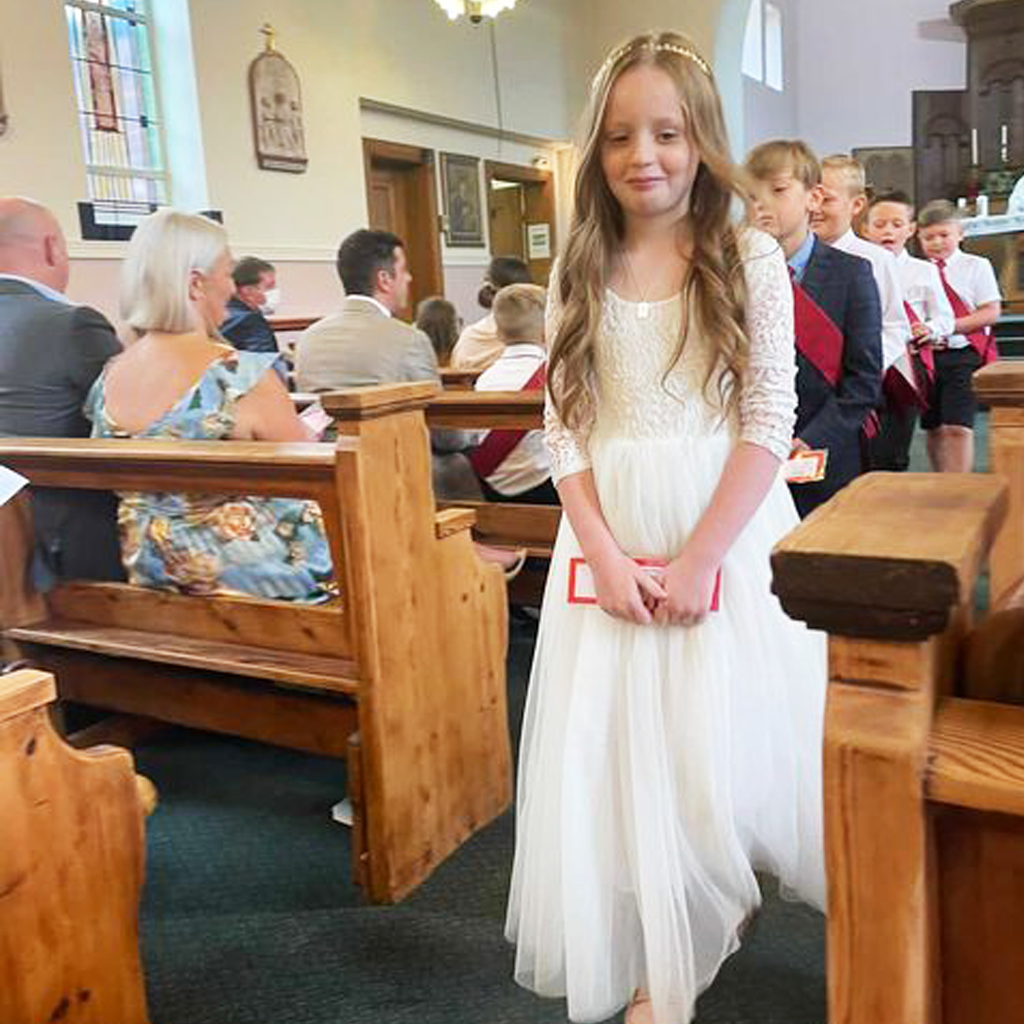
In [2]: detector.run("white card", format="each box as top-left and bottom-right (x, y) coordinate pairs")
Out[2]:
(0, 465), (28, 507)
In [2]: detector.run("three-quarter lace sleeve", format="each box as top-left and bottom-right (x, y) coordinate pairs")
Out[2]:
(738, 228), (798, 462)
(543, 271), (593, 484)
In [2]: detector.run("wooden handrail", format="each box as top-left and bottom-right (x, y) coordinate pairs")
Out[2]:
(772, 472), (1008, 640)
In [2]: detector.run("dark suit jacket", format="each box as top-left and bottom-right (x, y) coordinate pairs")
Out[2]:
(791, 238), (882, 517)
(220, 296), (277, 354)
(0, 277), (125, 581)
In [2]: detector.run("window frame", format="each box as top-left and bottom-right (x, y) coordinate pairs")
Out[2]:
(64, 0), (171, 210)
(741, 0), (785, 94)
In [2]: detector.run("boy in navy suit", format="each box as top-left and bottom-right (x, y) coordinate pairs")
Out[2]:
(745, 140), (882, 517)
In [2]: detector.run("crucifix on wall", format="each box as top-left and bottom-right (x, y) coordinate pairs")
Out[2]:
(249, 23), (308, 173)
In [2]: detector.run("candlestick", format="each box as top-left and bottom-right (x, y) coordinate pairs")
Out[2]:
(971, 127), (979, 165)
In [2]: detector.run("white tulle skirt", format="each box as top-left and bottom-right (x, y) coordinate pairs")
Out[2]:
(505, 428), (827, 1024)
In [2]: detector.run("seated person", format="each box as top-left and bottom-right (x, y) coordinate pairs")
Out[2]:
(295, 228), (482, 501)
(416, 296), (460, 367)
(450, 256), (532, 372)
(220, 256), (279, 354)
(0, 195), (124, 583)
(470, 284), (557, 505)
(86, 210), (333, 602)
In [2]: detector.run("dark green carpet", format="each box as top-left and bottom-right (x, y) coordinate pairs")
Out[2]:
(135, 416), (989, 1023)
(135, 622), (825, 1024)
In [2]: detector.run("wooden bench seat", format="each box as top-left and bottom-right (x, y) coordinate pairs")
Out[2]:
(7, 620), (359, 693)
(0, 382), (511, 903)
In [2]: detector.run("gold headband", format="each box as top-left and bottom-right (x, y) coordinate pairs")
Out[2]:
(592, 39), (712, 90)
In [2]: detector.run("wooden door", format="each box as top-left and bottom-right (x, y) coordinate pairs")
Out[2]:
(485, 160), (555, 286)
(488, 185), (525, 259)
(363, 139), (444, 321)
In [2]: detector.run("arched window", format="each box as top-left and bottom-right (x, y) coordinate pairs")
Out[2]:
(742, 0), (784, 92)
(64, 0), (168, 207)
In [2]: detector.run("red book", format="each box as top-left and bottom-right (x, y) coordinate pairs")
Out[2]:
(567, 557), (721, 611)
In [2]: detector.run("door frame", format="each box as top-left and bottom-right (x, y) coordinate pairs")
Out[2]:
(483, 160), (555, 272)
(363, 138), (444, 305)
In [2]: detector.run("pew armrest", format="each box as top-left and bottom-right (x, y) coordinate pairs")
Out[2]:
(435, 507), (476, 538)
(771, 473), (1007, 640)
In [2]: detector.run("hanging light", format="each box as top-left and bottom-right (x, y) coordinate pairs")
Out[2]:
(434, 0), (518, 24)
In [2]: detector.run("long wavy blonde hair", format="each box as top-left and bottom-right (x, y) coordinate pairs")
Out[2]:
(549, 31), (752, 430)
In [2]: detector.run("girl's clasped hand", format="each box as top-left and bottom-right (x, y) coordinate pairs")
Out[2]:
(588, 548), (718, 627)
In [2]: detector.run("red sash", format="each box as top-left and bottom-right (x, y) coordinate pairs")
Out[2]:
(902, 300), (935, 382)
(793, 278), (879, 439)
(934, 260), (998, 365)
(792, 280), (843, 386)
(468, 362), (547, 479)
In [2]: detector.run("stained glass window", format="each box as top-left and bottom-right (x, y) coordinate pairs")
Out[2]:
(65, 0), (167, 210)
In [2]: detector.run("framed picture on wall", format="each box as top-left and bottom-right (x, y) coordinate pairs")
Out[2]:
(852, 146), (915, 203)
(440, 153), (484, 247)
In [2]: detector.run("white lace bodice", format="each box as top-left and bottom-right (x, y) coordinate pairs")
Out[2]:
(544, 228), (797, 483)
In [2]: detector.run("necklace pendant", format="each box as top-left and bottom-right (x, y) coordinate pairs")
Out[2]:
(637, 301), (650, 319)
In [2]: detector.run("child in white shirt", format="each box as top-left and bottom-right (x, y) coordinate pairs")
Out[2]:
(917, 200), (1002, 472)
(863, 191), (955, 471)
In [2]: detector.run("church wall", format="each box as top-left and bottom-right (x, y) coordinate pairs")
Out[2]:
(792, 0), (966, 157)
(0, 0), (587, 323)
(741, 0), (800, 153)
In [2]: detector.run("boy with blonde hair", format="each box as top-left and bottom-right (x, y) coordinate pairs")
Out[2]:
(917, 200), (1002, 472)
(470, 283), (556, 504)
(863, 191), (955, 471)
(815, 156), (911, 375)
(745, 140), (882, 516)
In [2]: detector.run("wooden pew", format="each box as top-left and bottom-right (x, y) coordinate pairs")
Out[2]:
(439, 367), (481, 390)
(0, 383), (511, 903)
(323, 388), (556, 605)
(1, 668), (149, 1023)
(974, 360), (1024, 608)
(772, 471), (1024, 1024)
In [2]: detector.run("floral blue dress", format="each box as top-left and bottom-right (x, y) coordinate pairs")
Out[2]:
(85, 350), (334, 602)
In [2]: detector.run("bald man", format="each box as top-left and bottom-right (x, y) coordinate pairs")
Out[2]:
(0, 197), (124, 582)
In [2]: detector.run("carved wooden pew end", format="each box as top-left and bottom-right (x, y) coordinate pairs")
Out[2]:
(0, 668), (150, 1023)
(0, 383), (512, 903)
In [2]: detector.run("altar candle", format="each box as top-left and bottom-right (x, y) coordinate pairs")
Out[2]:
(1001, 123), (1009, 163)
(971, 127), (979, 165)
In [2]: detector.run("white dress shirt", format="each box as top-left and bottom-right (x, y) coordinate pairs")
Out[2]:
(473, 342), (549, 495)
(894, 250), (955, 340)
(930, 247), (1002, 350)
(346, 294), (392, 318)
(833, 229), (910, 370)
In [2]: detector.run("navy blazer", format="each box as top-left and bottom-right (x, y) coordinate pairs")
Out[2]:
(791, 237), (882, 517)
(220, 296), (278, 354)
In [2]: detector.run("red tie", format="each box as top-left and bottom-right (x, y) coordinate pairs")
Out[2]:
(934, 258), (997, 365)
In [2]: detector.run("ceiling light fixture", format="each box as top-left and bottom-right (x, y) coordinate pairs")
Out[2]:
(434, 0), (518, 24)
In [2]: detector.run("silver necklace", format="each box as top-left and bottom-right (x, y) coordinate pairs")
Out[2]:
(622, 251), (652, 319)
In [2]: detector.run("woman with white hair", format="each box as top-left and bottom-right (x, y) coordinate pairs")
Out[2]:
(85, 209), (333, 601)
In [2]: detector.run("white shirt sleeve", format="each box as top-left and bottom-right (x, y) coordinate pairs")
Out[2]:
(737, 229), (798, 463)
(876, 250), (911, 370)
(971, 255), (1003, 307)
(542, 270), (593, 484)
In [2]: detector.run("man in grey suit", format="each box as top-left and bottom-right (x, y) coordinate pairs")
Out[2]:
(296, 229), (480, 498)
(0, 196), (124, 582)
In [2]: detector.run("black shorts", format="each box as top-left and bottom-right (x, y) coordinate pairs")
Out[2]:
(920, 347), (982, 431)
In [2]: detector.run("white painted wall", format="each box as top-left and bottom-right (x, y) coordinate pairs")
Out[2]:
(791, 0), (966, 157)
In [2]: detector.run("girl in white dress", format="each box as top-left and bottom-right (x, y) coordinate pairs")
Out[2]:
(505, 31), (827, 1024)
